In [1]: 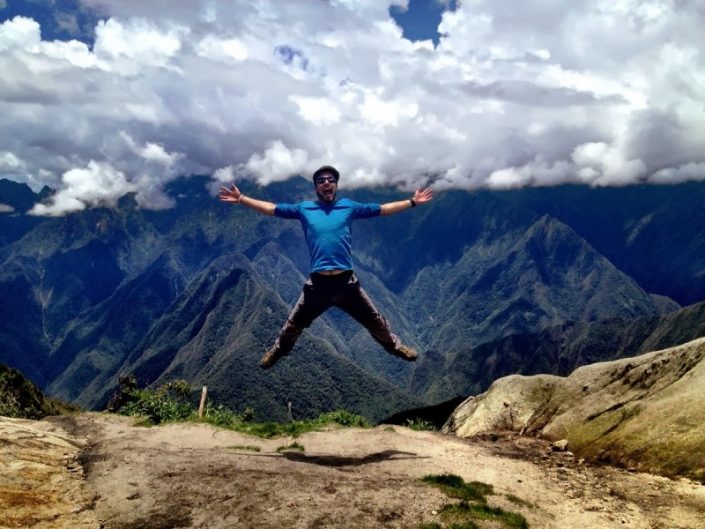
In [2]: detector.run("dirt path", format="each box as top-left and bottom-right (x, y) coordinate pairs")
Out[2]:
(3, 413), (705, 529)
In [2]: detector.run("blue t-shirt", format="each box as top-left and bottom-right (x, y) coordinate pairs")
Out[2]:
(274, 198), (381, 273)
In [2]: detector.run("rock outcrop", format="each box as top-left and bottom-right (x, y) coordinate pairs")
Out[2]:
(443, 337), (705, 482)
(0, 364), (75, 419)
(0, 417), (98, 528)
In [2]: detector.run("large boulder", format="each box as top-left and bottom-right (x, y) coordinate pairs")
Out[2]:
(443, 337), (705, 481)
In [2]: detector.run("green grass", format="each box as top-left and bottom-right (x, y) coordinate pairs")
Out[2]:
(228, 445), (261, 452)
(421, 474), (493, 503)
(448, 522), (480, 529)
(276, 442), (305, 453)
(224, 410), (369, 439)
(505, 494), (534, 508)
(419, 474), (530, 529)
(440, 502), (529, 529)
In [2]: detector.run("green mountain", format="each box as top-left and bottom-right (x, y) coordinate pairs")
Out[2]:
(402, 214), (673, 349)
(47, 254), (422, 422)
(500, 183), (705, 305)
(0, 179), (50, 247)
(1, 176), (703, 421)
(414, 300), (705, 403)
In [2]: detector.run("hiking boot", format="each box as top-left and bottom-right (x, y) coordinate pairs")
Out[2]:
(260, 346), (286, 369)
(391, 344), (418, 362)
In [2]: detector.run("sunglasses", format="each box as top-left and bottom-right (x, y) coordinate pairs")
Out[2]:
(315, 176), (337, 185)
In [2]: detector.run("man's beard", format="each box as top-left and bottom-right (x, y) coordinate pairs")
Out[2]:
(316, 189), (337, 202)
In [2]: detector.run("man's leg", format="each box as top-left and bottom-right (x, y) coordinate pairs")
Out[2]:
(261, 277), (331, 369)
(334, 274), (417, 361)
(267, 319), (303, 359)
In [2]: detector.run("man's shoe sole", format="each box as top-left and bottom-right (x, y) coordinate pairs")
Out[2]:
(392, 346), (418, 361)
(260, 348), (285, 369)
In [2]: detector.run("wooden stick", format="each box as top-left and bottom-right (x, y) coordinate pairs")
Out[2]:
(198, 386), (208, 419)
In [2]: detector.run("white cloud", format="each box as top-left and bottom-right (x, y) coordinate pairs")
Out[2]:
(290, 96), (341, 126)
(120, 132), (180, 166)
(487, 158), (573, 189)
(0, 203), (15, 213)
(0, 16), (97, 68)
(141, 142), (179, 166)
(360, 91), (418, 127)
(487, 167), (529, 189)
(213, 165), (236, 184)
(572, 142), (647, 186)
(196, 35), (248, 62)
(0, 0), (704, 215)
(0, 16), (40, 51)
(0, 151), (23, 170)
(93, 17), (185, 73)
(30, 161), (136, 216)
(241, 141), (309, 185)
(650, 163), (705, 185)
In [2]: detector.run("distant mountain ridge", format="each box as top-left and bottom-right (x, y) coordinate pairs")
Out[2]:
(0, 179), (51, 247)
(499, 183), (705, 305)
(1, 177), (704, 420)
(413, 299), (705, 403)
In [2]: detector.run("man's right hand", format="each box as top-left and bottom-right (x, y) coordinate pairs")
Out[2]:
(219, 184), (243, 203)
(218, 184), (276, 215)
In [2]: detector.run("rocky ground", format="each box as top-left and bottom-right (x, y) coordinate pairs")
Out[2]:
(1, 412), (704, 529)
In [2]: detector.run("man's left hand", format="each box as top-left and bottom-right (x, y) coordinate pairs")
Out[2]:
(413, 187), (433, 205)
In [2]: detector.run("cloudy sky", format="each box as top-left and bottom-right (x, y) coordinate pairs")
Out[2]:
(1, 0), (704, 215)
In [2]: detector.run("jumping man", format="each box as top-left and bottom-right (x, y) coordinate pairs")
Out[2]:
(218, 165), (433, 369)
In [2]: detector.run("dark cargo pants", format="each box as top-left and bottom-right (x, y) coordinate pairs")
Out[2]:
(271, 271), (402, 356)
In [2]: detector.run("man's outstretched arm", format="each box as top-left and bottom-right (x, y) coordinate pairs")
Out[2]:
(218, 184), (276, 216)
(380, 187), (433, 216)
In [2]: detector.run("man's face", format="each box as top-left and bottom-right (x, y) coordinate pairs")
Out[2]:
(315, 174), (338, 202)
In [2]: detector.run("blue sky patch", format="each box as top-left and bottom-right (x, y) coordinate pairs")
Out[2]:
(390, 0), (457, 47)
(274, 44), (309, 70)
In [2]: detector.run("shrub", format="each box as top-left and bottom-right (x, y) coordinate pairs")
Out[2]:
(317, 410), (370, 428)
(241, 407), (256, 423)
(201, 403), (239, 428)
(110, 378), (370, 438)
(406, 418), (437, 431)
(116, 379), (193, 425)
